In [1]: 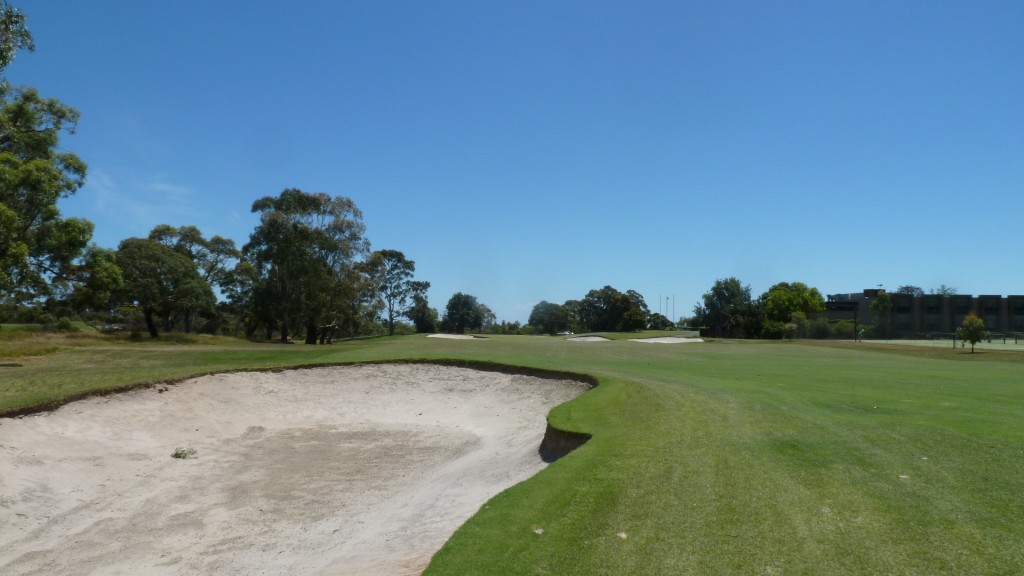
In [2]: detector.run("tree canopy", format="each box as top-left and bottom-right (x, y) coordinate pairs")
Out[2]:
(692, 277), (754, 338)
(761, 281), (825, 324)
(442, 292), (486, 334)
(149, 224), (239, 290)
(406, 291), (438, 333)
(529, 301), (569, 335)
(930, 284), (958, 296)
(896, 285), (925, 297)
(869, 290), (894, 339)
(578, 286), (650, 332)
(0, 84), (90, 302)
(243, 189), (370, 343)
(0, 1), (33, 74)
(361, 249), (427, 336)
(957, 313), (987, 353)
(117, 238), (214, 337)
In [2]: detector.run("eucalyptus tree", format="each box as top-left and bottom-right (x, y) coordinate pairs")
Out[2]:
(0, 3), (90, 303)
(361, 249), (429, 336)
(0, 1), (33, 74)
(407, 291), (438, 333)
(116, 238), (214, 337)
(243, 189), (369, 343)
(69, 245), (123, 317)
(148, 224), (239, 289)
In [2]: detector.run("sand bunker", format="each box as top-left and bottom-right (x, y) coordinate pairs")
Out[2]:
(629, 336), (704, 344)
(0, 364), (588, 575)
(426, 334), (481, 340)
(567, 336), (610, 342)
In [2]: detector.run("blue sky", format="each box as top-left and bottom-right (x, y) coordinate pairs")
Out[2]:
(8, 1), (1023, 323)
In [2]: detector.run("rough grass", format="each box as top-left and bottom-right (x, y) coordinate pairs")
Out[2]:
(1, 333), (1022, 574)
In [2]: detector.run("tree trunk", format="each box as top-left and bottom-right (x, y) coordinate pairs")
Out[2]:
(305, 318), (318, 344)
(144, 309), (159, 338)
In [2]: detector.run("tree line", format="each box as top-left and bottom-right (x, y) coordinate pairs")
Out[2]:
(0, 5), (444, 340)
(527, 285), (673, 335)
(688, 279), (963, 340)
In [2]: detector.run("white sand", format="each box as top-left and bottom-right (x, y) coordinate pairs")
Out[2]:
(629, 336), (704, 344)
(0, 364), (588, 576)
(426, 334), (481, 340)
(567, 336), (610, 342)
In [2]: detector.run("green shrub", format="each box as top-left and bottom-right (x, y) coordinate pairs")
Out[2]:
(832, 320), (857, 339)
(810, 318), (832, 339)
(55, 317), (78, 332)
(761, 320), (786, 339)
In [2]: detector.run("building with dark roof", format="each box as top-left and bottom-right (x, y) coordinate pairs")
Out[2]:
(823, 290), (1024, 337)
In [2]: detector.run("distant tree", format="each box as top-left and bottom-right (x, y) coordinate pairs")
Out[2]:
(116, 238), (214, 337)
(220, 260), (258, 336)
(360, 249), (427, 336)
(487, 320), (522, 335)
(578, 285), (651, 332)
(478, 302), (497, 332)
(869, 290), (894, 339)
(562, 299), (584, 333)
(692, 277), (753, 338)
(529, 301), (569, 335)
(69, 245), (123, 317)
(957, 313), (987, 353)
(896, 285), (925, 297)
(148, 224), (239, 332)
(647, 312), (675, 331)
(622, 290), (650, 332)
(760, 281), (825, 325)
(407, 291), (438, 333)
(930, 284), (958, 296)
(148, 224), (239, 289)
(442, 292), (485, 334)
(243, 189), (369, 343)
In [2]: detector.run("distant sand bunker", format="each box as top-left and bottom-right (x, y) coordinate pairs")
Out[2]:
(0, 364), (588, 575)
(427, 333), (481, 340)
(567, 336), (610, 342)
(630, 337), (704, 344)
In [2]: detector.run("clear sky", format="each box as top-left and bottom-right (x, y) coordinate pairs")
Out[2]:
(8, 1), (1023, 323)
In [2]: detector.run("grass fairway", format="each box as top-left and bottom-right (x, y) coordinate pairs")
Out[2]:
(3, 334), (1023, 574)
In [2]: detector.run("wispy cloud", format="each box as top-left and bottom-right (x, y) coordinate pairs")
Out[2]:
(81, 168), (207, 238)
(147, 177), (196, 198)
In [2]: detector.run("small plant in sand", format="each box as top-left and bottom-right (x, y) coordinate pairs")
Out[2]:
(171, 447), (197, 459)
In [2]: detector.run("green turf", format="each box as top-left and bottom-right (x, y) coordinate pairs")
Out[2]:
(1, 333), (1022, 574)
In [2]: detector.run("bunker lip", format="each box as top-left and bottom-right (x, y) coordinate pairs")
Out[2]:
(0, 363), (592, 575)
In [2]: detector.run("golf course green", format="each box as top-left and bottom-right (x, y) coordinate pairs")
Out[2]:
(2, 330), (1022, 574)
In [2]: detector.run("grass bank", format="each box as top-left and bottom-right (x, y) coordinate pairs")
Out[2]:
(2, 333), (1022, 574)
